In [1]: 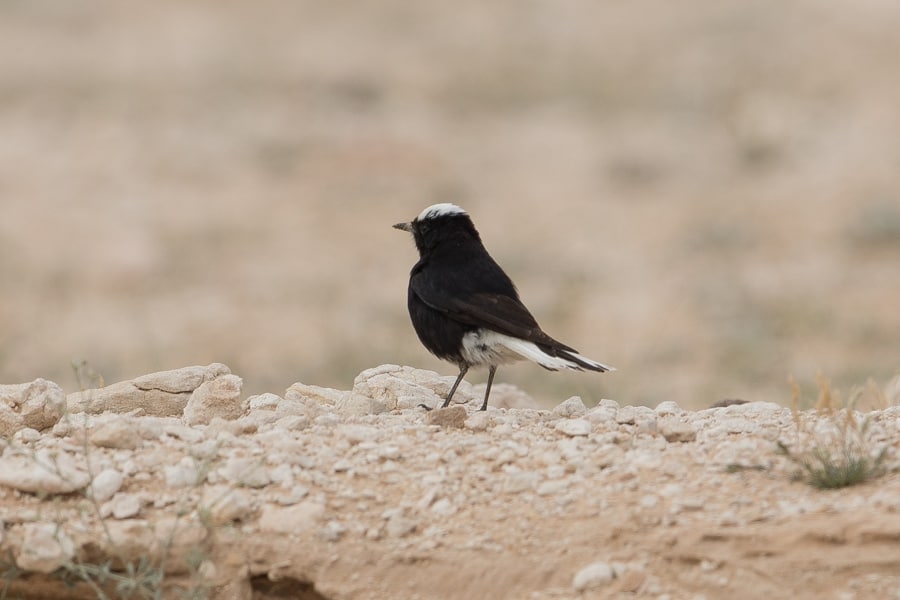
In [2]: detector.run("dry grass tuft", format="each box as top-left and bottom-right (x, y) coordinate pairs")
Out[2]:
(777, 374), (890, 490)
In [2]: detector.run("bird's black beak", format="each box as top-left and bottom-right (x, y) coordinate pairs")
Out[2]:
(393, 222), (412, 232)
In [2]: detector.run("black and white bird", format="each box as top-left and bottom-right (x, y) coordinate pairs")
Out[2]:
(394, 203), (614, 411)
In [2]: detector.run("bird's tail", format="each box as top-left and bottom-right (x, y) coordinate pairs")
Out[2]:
(497, 336), (615, 372)
(555, 349), (615, 372)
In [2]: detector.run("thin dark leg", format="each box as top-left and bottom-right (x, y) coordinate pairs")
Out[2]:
(441, 364), (469, 408)
(480, 365), (497, 411)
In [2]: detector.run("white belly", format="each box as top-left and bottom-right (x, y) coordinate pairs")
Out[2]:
(460, 329), (526, 367)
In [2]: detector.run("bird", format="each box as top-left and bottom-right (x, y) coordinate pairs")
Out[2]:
(393, 203), (614, 411)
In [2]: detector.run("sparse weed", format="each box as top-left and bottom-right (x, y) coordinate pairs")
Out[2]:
(1, 551), (23, 600)
(58, 556), (165, 600)
(777, 374), (890, 490)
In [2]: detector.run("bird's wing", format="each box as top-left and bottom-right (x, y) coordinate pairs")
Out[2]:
(447, 293), (543, 338)
(410, 274), (554, 344)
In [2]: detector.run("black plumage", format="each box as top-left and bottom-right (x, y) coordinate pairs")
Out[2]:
(394, 203), (614, 411)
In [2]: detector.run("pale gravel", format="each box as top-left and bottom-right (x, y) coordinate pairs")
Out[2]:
(0, 365), (898, 599)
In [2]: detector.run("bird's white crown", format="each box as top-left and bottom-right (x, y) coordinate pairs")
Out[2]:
(416, 203), (467, 221)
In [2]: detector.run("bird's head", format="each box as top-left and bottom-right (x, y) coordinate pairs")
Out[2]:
(393, 203), (482, 255)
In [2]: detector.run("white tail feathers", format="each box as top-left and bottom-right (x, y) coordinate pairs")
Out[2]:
(460, 329), (615, 372)
(558, 350), (616, 372)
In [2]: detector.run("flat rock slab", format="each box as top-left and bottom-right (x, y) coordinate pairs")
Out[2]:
(67, 364), (232, 417)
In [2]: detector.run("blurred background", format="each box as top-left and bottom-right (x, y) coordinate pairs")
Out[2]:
(1, 0), (898, 409)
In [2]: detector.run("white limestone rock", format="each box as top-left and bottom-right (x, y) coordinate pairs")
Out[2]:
(555, 418), (593, 437)
(183, 374), (244, 425)
(0, 403), (23, 438)
(90, 468), (124, 502)
(201, 486), (255, 525)
(320, 520), (346, 542)
(259, 501), (325, 534)
(68, 364), (230, 417)
(68, 380), (158, 415)
(0, 449), (90, 494)
(165, 456), (204, 488)
(91, 416), (140, 449)
(219, 456), (270, 488)
(133, 363), (231, 394)
(464, 411), (492, 431)
(352, 364), (477, 411)
(587, 399), (619, 424)
(573, 561), (615, 591)
(659, 419), (697, 443)
(385, 513), (418, 538)
(248, 393), (281, 411)
(615, 406), (637, 425)
(109, 492), (143, 519)
(335, 392), (389, 417)
(0, 378), (66, 437)
(16, 523), (75, 573)
(655, 401), (682, 416)
(274, 415), (310, 431)
(285, 383), (345, 407)
(13, 427), (41, 443)
(553, 396), (587, 419)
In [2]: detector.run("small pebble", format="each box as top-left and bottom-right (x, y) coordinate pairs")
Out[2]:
(573, 561), (615, 591)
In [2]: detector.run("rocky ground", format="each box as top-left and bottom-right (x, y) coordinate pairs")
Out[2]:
(3, 0), (900, 410)
(2, 365), (899, 599)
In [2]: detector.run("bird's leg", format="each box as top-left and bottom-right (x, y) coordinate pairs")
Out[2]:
(480, 365), (497, 411)
(441, 364), (469, 408)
